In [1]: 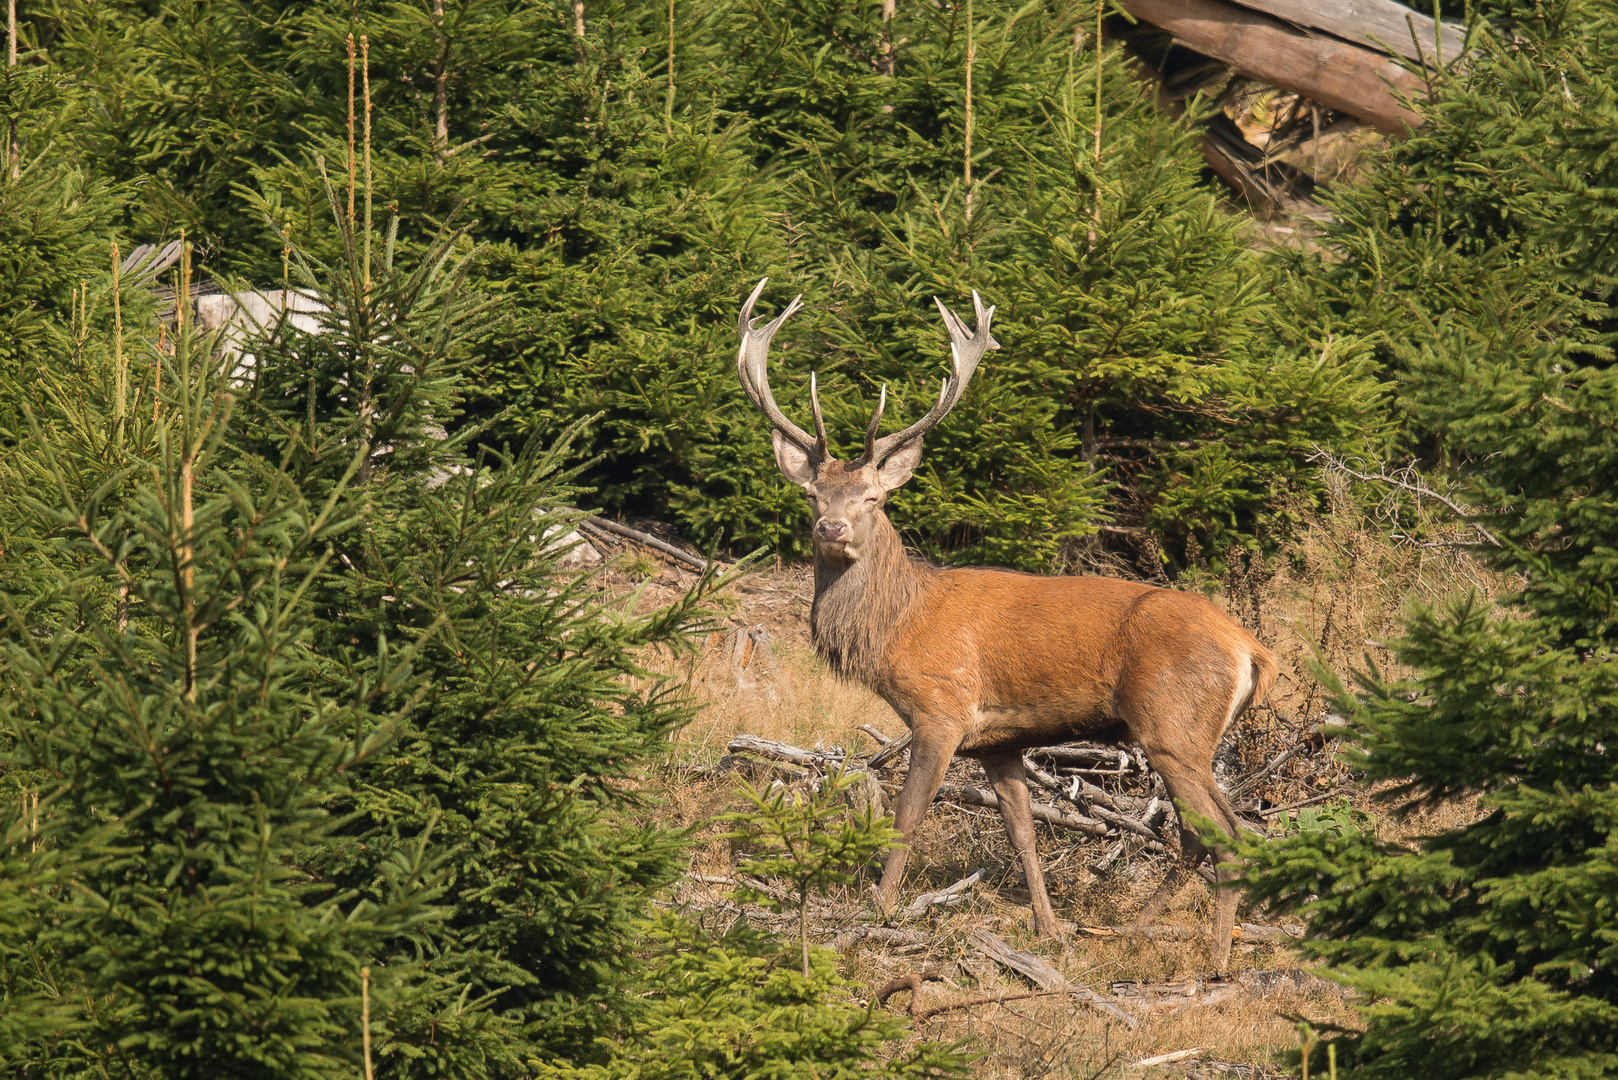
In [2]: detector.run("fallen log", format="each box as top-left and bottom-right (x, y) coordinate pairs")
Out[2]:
(1117, 0), (1427, 134)
(1231, 0), (1465, 65)
(1074, 922), (1306, 941)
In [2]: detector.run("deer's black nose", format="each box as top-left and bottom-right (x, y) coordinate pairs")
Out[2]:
(816, 519), (848, 541)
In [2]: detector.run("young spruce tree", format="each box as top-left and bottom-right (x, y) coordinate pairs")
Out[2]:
(1240, 4), (1618, 1075)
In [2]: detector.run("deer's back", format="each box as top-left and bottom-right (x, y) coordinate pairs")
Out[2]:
(877, 568), (1267, 750)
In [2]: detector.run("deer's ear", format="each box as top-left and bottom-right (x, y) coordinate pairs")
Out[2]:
(772, 430), (817, 487)
(876, 439), (923, 491)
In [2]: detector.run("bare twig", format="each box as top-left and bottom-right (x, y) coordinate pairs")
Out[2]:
(1230, 746), (1295, 798)
(1309, 446), (1500, 546)
(914, 987), (1077, 1022)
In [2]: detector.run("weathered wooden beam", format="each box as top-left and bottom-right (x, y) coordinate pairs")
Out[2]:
(1232, 0), (1464, 65)
(1118, 0), (1426, 134)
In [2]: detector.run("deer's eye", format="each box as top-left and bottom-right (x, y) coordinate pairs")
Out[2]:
(865, 496), (880, 506)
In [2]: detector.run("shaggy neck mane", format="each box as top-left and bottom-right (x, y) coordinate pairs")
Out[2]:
(811, 513), (936, 688)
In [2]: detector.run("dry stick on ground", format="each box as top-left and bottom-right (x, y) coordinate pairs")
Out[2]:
(577, 517), (725, 572)
(1075, 922), (1305, 941)
(866, 730), (913, 770)
(856, 724), (893, 747)
(726, 734), (845, 769)
(1230, 746), (1296, 798)
(876, 970), (946, 1015)
(1258, 789), (1347, 817)
(829, 926), (929, 950)
(1031, 746), (1134, 769)
(1131, 1048), (1206, 1068)
(969, 930), (1140, 1028)
(913, 987), (1088, 1023)
(933, 783), (1109, 836)
(900, 867), (987, 919)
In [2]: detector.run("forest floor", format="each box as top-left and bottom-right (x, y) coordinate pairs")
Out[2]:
(593, 486), (1499, 1078)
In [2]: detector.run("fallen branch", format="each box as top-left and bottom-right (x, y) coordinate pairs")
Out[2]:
(578, 517), (729, 571)
(1023, 757), (1066, 795)
(1088, 803), (1160, 840)
(934, 784), (1109, 836)
(968, 930), (1140, 1028)
(1309, 446), (1500, 546)
(1032, 746), (1133, 769)
(828, 926), (930, 951)
(1131, 1048), (1205, 1068)
(726, 734), (845, 770)
(1074, 922), (1305, 941)
(875, 970), (945, 1015)
(901, 868), (987, 919)
(866, 730), (913, 770)
(1107, 967), (1340, 1014)
(914, 987), (1080, 1022)
(1259, 789), (1347, 817)
(856, 724), (893, 747)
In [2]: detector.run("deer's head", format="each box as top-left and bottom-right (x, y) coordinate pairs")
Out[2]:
(735, 280), (998, 563)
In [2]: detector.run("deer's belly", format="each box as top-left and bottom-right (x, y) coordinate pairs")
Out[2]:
(956, 700), (1116, 754)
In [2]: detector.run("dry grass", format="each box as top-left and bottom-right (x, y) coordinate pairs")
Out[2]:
(601, 480), (1504, 1077)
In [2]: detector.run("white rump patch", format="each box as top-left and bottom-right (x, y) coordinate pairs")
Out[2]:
(1223, 655), (1256, 737)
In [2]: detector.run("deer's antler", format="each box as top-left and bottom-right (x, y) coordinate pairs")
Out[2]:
(737, 278), (826, 465)
(862, 291), (998, 465)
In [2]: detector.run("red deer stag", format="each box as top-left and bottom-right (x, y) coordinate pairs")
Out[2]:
(735, 280), (1277, 969)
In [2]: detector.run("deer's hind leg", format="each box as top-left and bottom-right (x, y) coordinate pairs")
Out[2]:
(1123, 663), (1253, 971)
(1128, 748), (1247, 971)
(982, 751), (1063, 939)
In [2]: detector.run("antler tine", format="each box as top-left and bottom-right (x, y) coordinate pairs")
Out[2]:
(863, 293), (999, 465)
(862, 385), (887, 462)
(809, 372), (830, 458)
(736, 279), (821, 462)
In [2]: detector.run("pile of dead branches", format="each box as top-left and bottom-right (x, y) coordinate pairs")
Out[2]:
(705, 721), (1348, 888)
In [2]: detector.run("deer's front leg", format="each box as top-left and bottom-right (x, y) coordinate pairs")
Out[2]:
(877, 724), (963, 908)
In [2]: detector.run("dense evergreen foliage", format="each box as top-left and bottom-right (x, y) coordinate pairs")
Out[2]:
(1, 0), (1616, 1075)
(6, 0), (1387, 567)
(1242, 2), (1618, 1076)
(0, 187), (705, 1072)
